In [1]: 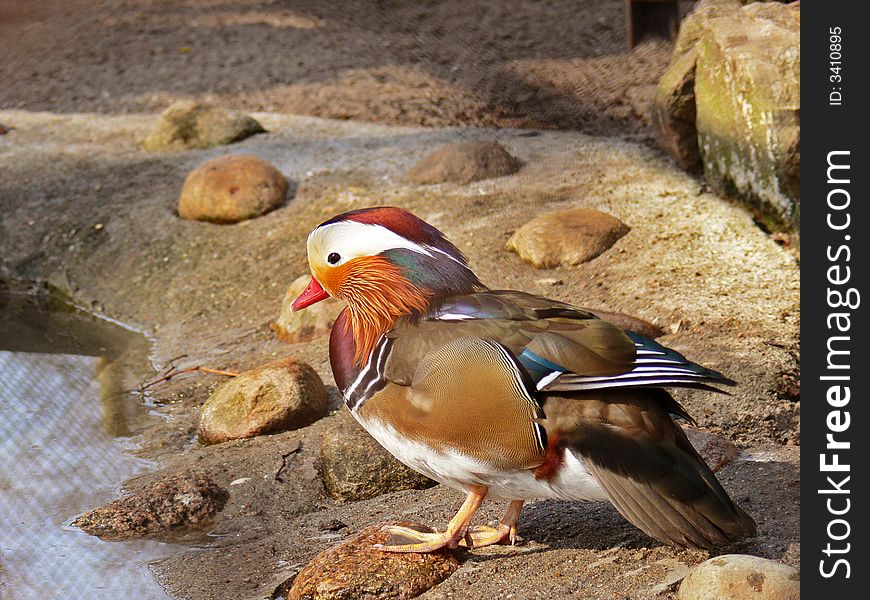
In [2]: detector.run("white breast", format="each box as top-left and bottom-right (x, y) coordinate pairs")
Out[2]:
(354, 413), (608, 502)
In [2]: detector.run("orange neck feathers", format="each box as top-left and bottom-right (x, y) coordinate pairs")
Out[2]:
(338, 256), (432, 365)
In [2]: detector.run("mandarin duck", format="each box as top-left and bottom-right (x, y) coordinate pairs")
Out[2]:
(292, 206), (756, 552)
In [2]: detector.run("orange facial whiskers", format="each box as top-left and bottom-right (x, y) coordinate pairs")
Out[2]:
(329, 256), (432, 366)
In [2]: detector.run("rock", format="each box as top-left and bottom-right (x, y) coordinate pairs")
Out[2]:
(142, 101), (265, 151)
(277, 522), (460, 600)
(695, 1), (800, 232)
(673, 0), (742, 58)
(678, 554), (800, 600)
(656, 0), (800, 232)
(683, 428), (740, 472)
(273, 274), (344, 343)
(407, 140), (521, 185)
(319, 411), (436, 501)
(72, 471), (228, 541)
(652, 47), (702, 173)
(198, 358), (329, 445)
(505, 208), (630, 269)
(178, 154), (289, 224)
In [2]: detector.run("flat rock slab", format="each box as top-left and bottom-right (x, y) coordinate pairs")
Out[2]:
(142, 101), (265, 152)
(678, 554), (800, 600)
(72, 471), (228, 541)
(506, 208), (630, 268)
(319, 411), (436, 501)
(278, 522), (460, 600)
(407, 140), (521, 185)
(199, 358), (329, 445)
(179, 154), (289, 223)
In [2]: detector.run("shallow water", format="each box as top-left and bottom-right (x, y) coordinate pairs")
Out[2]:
(0, 289), (175, 599)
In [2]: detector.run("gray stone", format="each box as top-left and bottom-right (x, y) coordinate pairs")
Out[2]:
(678, 554), (800, 600)
(273, 274), (344, 343)
(506, 208), (630, 269)
(198, 358), (329, 445)
(319, 411), (437, 501)
(142, 101), (265, 152)
(178, 154), (288, 224)
(407, 140), (521, 185)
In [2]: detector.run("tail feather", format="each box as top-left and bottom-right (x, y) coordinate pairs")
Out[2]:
(543, 389), (755, 549)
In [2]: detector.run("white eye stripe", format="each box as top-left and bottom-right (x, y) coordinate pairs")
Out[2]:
(309, 221), (434, 264)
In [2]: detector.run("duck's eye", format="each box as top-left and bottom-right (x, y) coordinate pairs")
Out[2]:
(327, 252), (341, 265)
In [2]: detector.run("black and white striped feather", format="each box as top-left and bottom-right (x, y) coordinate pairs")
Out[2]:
(541, 332), (735, 394)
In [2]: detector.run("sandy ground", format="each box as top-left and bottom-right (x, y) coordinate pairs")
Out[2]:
(0, 0), (694, 136)
(1, 2), (799, 598)
(0, 109), (799, 599)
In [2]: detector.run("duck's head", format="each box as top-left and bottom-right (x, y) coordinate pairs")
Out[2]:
(292, 207), (484, 361)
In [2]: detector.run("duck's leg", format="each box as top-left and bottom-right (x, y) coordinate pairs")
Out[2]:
(462, 499), (524, 548)
(374, 486), (488, 553)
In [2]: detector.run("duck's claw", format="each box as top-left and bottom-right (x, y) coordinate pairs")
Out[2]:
(459, 523), (518, 548)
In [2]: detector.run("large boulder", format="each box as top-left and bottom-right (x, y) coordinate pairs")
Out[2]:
(277, 522), (460, 600)
(653, 0), (800, 232)
(678, 554), (800, 600)
(651, 48), (701, 173)
(506, 208), (630, 269)
(319, 411), (437, 501)
(142, 101), (265, 152)
(407, 140), (521, 185)
(178, 154), (289, 224)
(273, 274), (344, 343)
(198, 358), (329, 445)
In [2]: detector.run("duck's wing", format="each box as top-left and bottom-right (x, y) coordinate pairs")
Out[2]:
(386, 290), (733, 395)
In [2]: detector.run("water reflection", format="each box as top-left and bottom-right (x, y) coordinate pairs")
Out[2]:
(0, 288), (173, 599)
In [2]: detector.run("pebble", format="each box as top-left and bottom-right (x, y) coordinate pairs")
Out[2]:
(678, 554), (799, 600)
(178, 154), (288, 224)
(407, 140), (521, 185)
(142, 100), (265, 151)
(198, 358), (329, 445)
(505, 208), (630, 268)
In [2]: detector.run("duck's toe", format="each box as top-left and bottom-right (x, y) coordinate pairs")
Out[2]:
(373, 524), (461, 553)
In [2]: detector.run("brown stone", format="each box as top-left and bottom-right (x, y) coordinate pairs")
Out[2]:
(505, 208), (630, 269)
(278, 522), (460, 600)
(683, 427), (740, 472)
(678, 554), (800, 600)
(272, 274), (344, 344)
(72, 471), (228, 541)
(142, 101), (265, 152)
(178, 154), (288, 224)
(407, 140), (521, 185)
(198, 358), (329, 445)
(319, 411), (436, 501)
